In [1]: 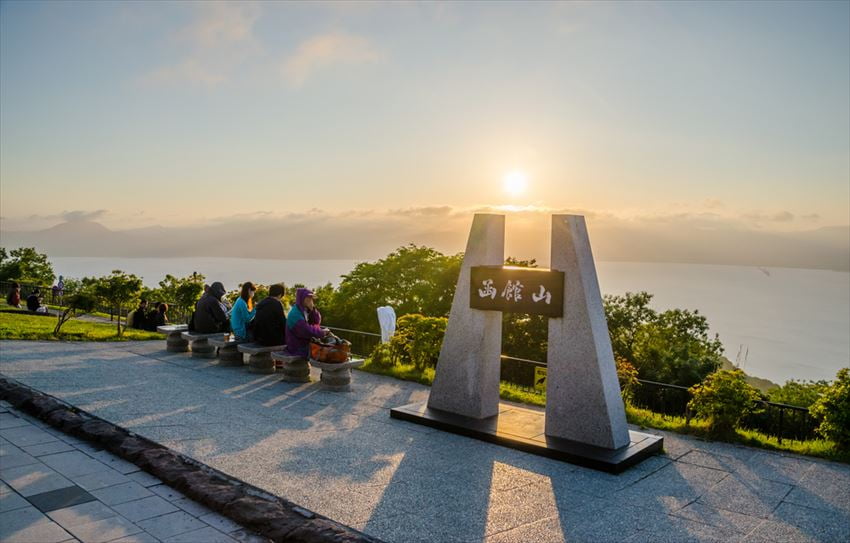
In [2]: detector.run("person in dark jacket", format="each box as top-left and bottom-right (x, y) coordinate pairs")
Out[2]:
(26, 288), (42, 312)
(252, 283), (287, 346)
(284, 288), (328, 357)
(131, 300), (148, 329)
(152, 303), (169, 328)
(193, 282), (229, 333)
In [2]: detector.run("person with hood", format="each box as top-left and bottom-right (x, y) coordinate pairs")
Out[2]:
(284, 288), (327, 357)
(230, 281), (257, 340)
(130, 299), (148, 329)
(252, 283), (287, 346)
(193, 281), (229, 333)
(6, 282), (21, 308)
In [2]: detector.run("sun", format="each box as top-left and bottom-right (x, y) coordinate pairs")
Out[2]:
(503, 170), (528, 196)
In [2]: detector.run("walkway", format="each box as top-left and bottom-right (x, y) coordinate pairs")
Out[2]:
(1, 340), (848, 542)
(1, 402), (264, 543)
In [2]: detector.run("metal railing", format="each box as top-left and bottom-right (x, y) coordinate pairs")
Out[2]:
(324, 326), (818, 443)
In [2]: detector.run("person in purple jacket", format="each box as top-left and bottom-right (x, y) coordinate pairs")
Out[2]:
(284, 288), (328, 357)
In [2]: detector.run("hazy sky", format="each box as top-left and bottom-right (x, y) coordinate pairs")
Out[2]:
(1, 0), (848, 234)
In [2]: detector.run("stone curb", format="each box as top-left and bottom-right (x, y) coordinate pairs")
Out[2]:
(0, 376), (382, 543)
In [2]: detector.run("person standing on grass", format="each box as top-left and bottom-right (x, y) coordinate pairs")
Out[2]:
(230, 282), (257, 341)
(131, 299), (148, 329)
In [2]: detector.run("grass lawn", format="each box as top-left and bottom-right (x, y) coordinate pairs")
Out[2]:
(358, 358), (850, 464)
(0, 311), (161, 341)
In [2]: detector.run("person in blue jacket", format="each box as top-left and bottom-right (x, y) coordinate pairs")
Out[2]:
(230, 282), (257, 340)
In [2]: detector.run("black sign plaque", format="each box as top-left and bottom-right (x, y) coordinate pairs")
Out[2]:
(469, 266), (564, 317)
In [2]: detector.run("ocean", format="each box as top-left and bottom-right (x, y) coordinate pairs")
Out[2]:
(48, 256), (849, 385)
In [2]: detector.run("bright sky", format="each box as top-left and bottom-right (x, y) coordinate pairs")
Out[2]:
(1, 0), (848, 231)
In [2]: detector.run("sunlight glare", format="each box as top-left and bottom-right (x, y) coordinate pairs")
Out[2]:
(503, 170), (528, 196)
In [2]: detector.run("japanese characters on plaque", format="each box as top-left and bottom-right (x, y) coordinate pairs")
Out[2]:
(469, 266), (564, 317)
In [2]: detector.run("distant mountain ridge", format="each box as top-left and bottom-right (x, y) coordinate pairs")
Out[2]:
(2, 219), (848, 272)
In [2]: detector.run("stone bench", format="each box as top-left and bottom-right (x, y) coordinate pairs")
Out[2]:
(157, 324), (189, 352)
(308, 358), (364, 391)
(208, 336), (249, 366)
(237, 343), (286, 374)
(270, 352), (310, 383)
(181, 331), (229, 359)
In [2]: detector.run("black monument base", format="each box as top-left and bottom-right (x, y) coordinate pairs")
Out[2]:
(390, 400), (663, 474)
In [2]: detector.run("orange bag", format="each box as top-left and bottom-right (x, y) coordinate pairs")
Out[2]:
(310, 340), (351, 363)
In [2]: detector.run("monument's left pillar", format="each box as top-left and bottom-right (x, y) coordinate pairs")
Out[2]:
(427, 213), (504, 419)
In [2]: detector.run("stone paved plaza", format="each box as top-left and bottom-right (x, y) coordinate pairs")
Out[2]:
(1, 402), (262, 543)
(1, 340), (849, 542)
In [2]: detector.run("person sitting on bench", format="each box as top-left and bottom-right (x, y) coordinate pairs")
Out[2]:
(230, 281), (257, 341)
(252, 283), (288, 346)
(193, 281), (229, 333)
(284, 288), (328, 357)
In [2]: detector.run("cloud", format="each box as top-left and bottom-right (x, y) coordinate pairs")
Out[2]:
(139, 2), (262, 88)
(742, 210), (795, 223)
(25, 210), (109, 223)
(388, 206), (454, 217)
(282, 32), (382, 87)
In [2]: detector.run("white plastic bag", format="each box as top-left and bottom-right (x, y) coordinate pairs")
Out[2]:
(377, 306), (396, 343)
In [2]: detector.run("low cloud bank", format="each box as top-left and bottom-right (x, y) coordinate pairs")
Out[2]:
(2, 207), (848, 271)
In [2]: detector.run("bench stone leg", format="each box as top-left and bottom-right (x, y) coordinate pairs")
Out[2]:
(190, 338), (216, 359)
(248, 352), (275, 374)
(217, 345), (243, 366)
(320, 367), (352, 391)
(280, 358), (310, 383)
(166, 331), (189, 353)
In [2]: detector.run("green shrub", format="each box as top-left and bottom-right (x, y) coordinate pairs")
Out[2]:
(368, 343), (395, 369)
(810, 368), (850, 450)
(688, 369), (763, 439)
(767, 379), (829, 408)
(616, 357), (639, 402)
(388, 314), (447, 371)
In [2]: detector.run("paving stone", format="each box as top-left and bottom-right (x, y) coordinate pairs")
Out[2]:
(624, 514), (744, 542)
(21, 440), (76, 457)
(0, 464), (75, 497)
(198, 511), (243, 533)
(698, 471), (793, 518)
(0, 449), (39, 469)
(0, 424), (59, 446)
(27, 485), (96, 513)
(90, 481), (153, 506)
(767, 501), (850, 542)
(742, 519), (821, 542)
(0, 489), (30, 512)
(0, 505), (73, 543)
(149, 484), (186, 502)
(671, 501), (765, 534)
(71, 468), (132, 491)
(228, 529), (272, 543)
(126, 470), (162, 488)
(47, 500), (119, 527)
(614, 462), (729, 513)
(40, 451), (110, 478)
(677, 450), (747, 473)
(85, 450), (140, 475)
(163, 525), (238, 542)
(172, 496), (213, 517)
(66, 515), (143, 543)
(136, 510), (208, 540)
(743, 452), (816, 486)
(109, 533), (161, 543)
(785, 462), (850, 514)
(0, 412), (30, 429)
(112, 495), (180, 522)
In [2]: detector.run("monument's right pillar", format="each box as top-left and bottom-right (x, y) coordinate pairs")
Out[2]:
(545, 214), (631, 450)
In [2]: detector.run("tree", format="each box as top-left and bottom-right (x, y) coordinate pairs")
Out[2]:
(604, 292), (724, 387)
(688, 369), (763, 439)
(767, 380), (829, 408)
(328, 245), (462, 332)
(92, 270), (143, 337)
(54, 292), (99, 336)
(810, 368), (850, 450)
(0, 247), (55, 285)
(156, 273), (205, 320)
